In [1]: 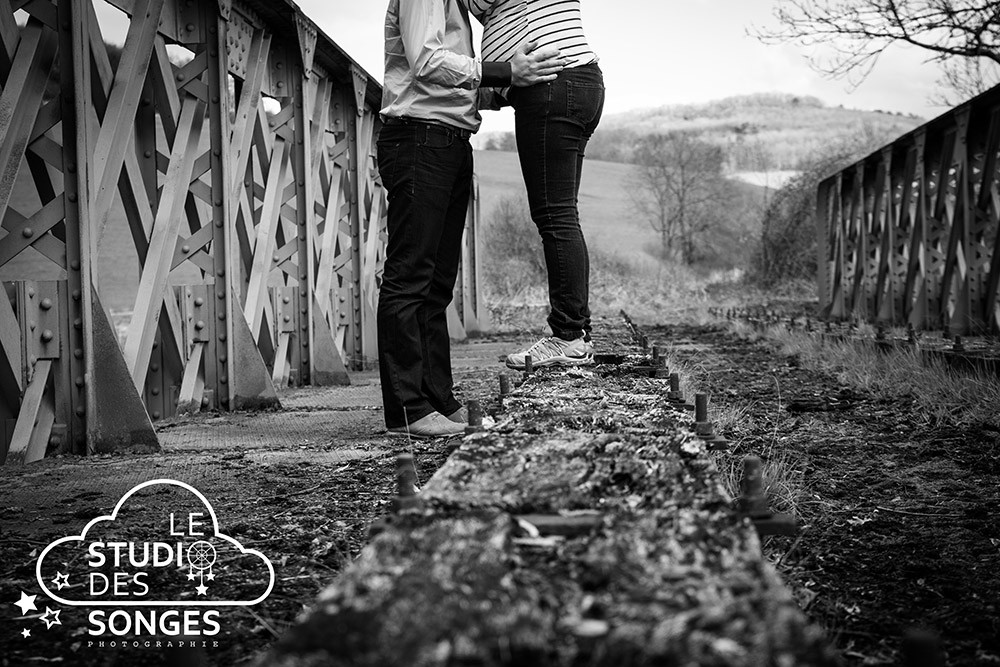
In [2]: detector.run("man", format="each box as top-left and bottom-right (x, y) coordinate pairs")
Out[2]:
(377, 0), (566, 437)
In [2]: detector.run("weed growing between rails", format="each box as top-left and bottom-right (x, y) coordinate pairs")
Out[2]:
(644, 342), (810, 521)
(732, 322), (1000, 428)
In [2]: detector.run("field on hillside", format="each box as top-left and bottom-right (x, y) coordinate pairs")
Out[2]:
(474, 150), (659, 266)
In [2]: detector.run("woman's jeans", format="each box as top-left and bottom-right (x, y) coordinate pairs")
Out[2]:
(508, 62), (605, 341)
(375, 121), (470, 429)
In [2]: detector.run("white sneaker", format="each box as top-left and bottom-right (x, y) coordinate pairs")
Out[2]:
(505, 336), (594, 369)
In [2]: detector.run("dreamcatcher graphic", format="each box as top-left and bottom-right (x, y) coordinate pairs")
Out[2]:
(185, 540), (217, 595)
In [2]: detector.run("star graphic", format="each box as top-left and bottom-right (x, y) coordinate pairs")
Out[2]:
(51, 572), (70, 590)
(195, 584), (208, 596)
(39, 607), (61, 629)
(21, 628), (30, 639)
(187, 572), (196, 581)
(14, 592), (37, 615)
(205, 572), (215, 581)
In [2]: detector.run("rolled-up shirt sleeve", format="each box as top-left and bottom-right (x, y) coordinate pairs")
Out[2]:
(400, 0), (482, 90)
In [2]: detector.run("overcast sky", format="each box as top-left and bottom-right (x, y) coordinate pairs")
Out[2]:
(301, 0), (948, 134)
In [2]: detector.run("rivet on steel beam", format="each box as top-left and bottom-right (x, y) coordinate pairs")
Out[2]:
(214, 199), (222, 206)
(27, 288), (34, 297)
(195, 320), (205, 330)
(300, 273), (307, 280)
(152, 411), (161, 419)
(202, 397), (210, 407)
(73, 349), (83, 359)
(40, 298), (52, 310)
(40, 330), (53, 343)
(283, 296), (291, 304)
(151, 387), (160, 396)
(216, 269), (225, 277)
(75, 377), (84, 388)
(220, 376), (228, 384)
(302, 340), (308, 348)
(176, 73), (185, 81)
(218, 313), (226, 321)
(194, 297), (204, 306)
(219, 355), (227, 364)
(465, 400), (484, 434)
(152, 340), (159, 349)
(217, 291), (225, 300)
(283, 315), (291, 323)
(74, 318), (81, 329)
(70, 260), (80, 270)
(22, 227), (33, 238)
(72, 290), (80, 301)
(76, 407), (85, 417)
(144, 150), (153, 158)
(186, 23), (195, 31)
(215, 220), (223, 228)
(300, 307), (307, 315)
(300, 323), (308, 331)
(151, 363), (159, 372)
(68, 193), (77, 202)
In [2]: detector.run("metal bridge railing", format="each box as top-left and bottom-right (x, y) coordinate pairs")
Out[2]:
(0, 0), (485, 464)
(817, 84), (1000, 335)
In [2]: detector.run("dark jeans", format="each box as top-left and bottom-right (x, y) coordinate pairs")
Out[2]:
(508, 62), (605, 341)
(375, 121), (471, 428)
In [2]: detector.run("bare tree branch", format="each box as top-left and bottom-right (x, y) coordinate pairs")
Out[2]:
(753, 0), (1000, 95)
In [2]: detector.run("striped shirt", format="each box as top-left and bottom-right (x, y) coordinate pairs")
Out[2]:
(464, 0), (597, 100)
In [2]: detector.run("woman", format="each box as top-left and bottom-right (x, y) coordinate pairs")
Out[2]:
(466, 0), (605, 369)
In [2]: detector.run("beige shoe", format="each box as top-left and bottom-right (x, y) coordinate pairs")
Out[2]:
(445, 407), (467, 424)
(388, 412), (465, 438)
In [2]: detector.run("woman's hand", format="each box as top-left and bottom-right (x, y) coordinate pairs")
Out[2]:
(510, 40), (571, 86)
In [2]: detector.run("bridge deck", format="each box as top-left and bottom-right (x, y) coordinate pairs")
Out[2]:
(260, 318), (834, 666)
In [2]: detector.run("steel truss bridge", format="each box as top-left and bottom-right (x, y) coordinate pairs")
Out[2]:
(818, 85), (1000, 336)
(0, 0), (484, 464)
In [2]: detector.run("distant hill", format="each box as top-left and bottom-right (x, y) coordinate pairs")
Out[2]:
(478, 93), (924, 171)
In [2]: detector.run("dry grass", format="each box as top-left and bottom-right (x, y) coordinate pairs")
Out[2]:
(762, 326), (1000, 427)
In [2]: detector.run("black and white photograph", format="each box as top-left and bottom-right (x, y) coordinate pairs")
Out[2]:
(1, 0), (998, 665)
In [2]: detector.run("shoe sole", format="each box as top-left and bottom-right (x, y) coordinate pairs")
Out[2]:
(504, 354), (594, 370)
(386, 429), (463, 439)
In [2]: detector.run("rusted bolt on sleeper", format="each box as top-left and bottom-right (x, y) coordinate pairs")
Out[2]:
(693, 393), (728, 451)
(390, 453), (421, 512)
(737, 456), (797, 537)
(498, 372), (510, 411)
(465, 399), (485, 435)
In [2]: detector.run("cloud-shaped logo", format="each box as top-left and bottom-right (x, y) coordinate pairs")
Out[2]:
(35, 479), (274, 607)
